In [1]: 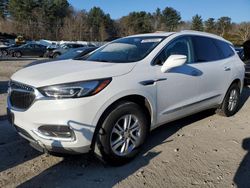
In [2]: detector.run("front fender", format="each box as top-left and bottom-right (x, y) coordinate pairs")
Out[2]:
(92, 89), (157, 128)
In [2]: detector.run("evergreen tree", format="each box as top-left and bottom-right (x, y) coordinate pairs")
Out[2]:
(204, 18), (216, 33)
(0, 0), (8, 18)
(162, 7), (181, 31)
(191, 14), (203, 31)
(217, 16), (232, 36)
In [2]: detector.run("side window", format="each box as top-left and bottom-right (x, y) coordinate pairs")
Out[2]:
(154, 36), (193, 65)
(214, 39), (235, 58)
(192, 36), (223, 62)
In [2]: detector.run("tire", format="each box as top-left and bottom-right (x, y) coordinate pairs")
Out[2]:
(2, 50), (8, 56)
(14, 51), (22, 58)
(217, 83), (241, 117)
(52, 53), (60, 58)
(96, 101), (148, 165)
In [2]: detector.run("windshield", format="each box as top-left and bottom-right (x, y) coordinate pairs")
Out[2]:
(85, 36), (165, 63)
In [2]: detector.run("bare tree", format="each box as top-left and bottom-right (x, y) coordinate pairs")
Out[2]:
(237, 22), (250, 42)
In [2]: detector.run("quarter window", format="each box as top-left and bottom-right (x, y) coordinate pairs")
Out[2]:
(214, 39), (235, 58)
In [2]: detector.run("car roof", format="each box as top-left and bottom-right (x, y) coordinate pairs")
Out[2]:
(127, 30), (232, 45)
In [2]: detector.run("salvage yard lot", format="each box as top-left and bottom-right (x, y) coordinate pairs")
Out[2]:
(0, 58), (250, 187)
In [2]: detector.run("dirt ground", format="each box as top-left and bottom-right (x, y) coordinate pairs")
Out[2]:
(0, 58), (250, 188)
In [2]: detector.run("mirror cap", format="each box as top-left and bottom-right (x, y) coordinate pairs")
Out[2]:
(161, 55), (187, 73)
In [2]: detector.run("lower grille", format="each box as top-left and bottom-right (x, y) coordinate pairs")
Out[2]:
(9, 81), (35, 110)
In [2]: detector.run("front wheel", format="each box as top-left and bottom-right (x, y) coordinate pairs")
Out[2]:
(2, 50), (8, 56)
(96, 101), (148, 165)
(217, 83), (241, 117)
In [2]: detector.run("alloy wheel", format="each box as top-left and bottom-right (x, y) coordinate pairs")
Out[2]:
(110, 114), (141, 156)
(228, 89), (238, 111)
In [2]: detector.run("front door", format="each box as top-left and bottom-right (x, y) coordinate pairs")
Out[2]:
(154, 36), (203, 125)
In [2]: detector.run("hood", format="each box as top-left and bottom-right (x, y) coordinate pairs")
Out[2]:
(11, 59), (136, 87)
(24, 59), (55, 68)
(0, 46), (8, 50)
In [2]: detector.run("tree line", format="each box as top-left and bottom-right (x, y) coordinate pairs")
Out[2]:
(0, 0), (250, 45)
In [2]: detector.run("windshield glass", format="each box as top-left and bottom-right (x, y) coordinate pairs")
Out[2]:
(85, 36), (165, 63)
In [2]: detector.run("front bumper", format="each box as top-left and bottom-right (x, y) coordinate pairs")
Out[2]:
(7, 95), (99, 154)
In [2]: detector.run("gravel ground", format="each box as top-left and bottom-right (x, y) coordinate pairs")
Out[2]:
(0, 58), (250, 188)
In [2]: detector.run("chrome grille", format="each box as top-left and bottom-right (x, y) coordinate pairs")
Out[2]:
(10, 81), (34, 92)
(9, 81), (35, 110)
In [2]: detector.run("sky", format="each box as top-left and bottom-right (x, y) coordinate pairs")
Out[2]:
(68, 0), (249, 23)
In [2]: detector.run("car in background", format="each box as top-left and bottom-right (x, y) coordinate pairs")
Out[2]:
(243, 40), (250, 85)
(8, 43), (47, 57)
(0, 43), (21, 56)
(26, 46), (98, 67)
(235, 47), (244, 61)
(245, 63), (250, 85)
(43, 43), (60, 58)
(50, 43), (95, 58)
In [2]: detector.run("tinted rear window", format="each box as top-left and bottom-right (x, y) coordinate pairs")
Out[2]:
(192, 36), (223, 62)
(214, 39), (235, 58)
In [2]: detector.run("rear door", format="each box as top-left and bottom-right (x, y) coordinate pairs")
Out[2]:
(21, 44), (32, 56)
(190, 36), (233, 106)
(33, 44), (46, 56)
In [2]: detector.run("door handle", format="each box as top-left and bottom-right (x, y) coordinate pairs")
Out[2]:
(140, 78), (167, 86)
(224, 67), (231, 71)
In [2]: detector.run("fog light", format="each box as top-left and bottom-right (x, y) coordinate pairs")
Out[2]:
(34, 125), (75, 141)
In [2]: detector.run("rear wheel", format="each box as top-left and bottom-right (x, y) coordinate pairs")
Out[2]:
(96, 101), (148, 165)
(52, 52), (60, 58)
(217, 83), (240, 117)
(14, 51), (22, 58)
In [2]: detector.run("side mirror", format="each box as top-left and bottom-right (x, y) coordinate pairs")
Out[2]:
(161, 55), (187, 73)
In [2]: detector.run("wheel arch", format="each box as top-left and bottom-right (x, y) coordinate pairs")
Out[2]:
(52, 51), (61, 58)
(220, 78), (242, 104)
(90, 94), (154, 149)
(231, 78), (242, 91)
(15, 50), (22, 56)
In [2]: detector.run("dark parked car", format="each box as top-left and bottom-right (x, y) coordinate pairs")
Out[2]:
(8, 43), (47, 57)
(50, 43), (92, 58)
(243, 40), (250, 85)
(43, 43), (60, 58)
(0, 43), (21, 56)
(26, 47), (97, 67)
(235, 47), (244, 61)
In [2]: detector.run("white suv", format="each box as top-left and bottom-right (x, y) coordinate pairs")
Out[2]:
(7, 31), (245, 164)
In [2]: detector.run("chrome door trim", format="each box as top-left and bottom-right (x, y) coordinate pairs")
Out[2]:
(162, 94), (221, 115)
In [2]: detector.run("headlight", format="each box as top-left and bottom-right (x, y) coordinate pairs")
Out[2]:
(39, 78), (111, 99)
